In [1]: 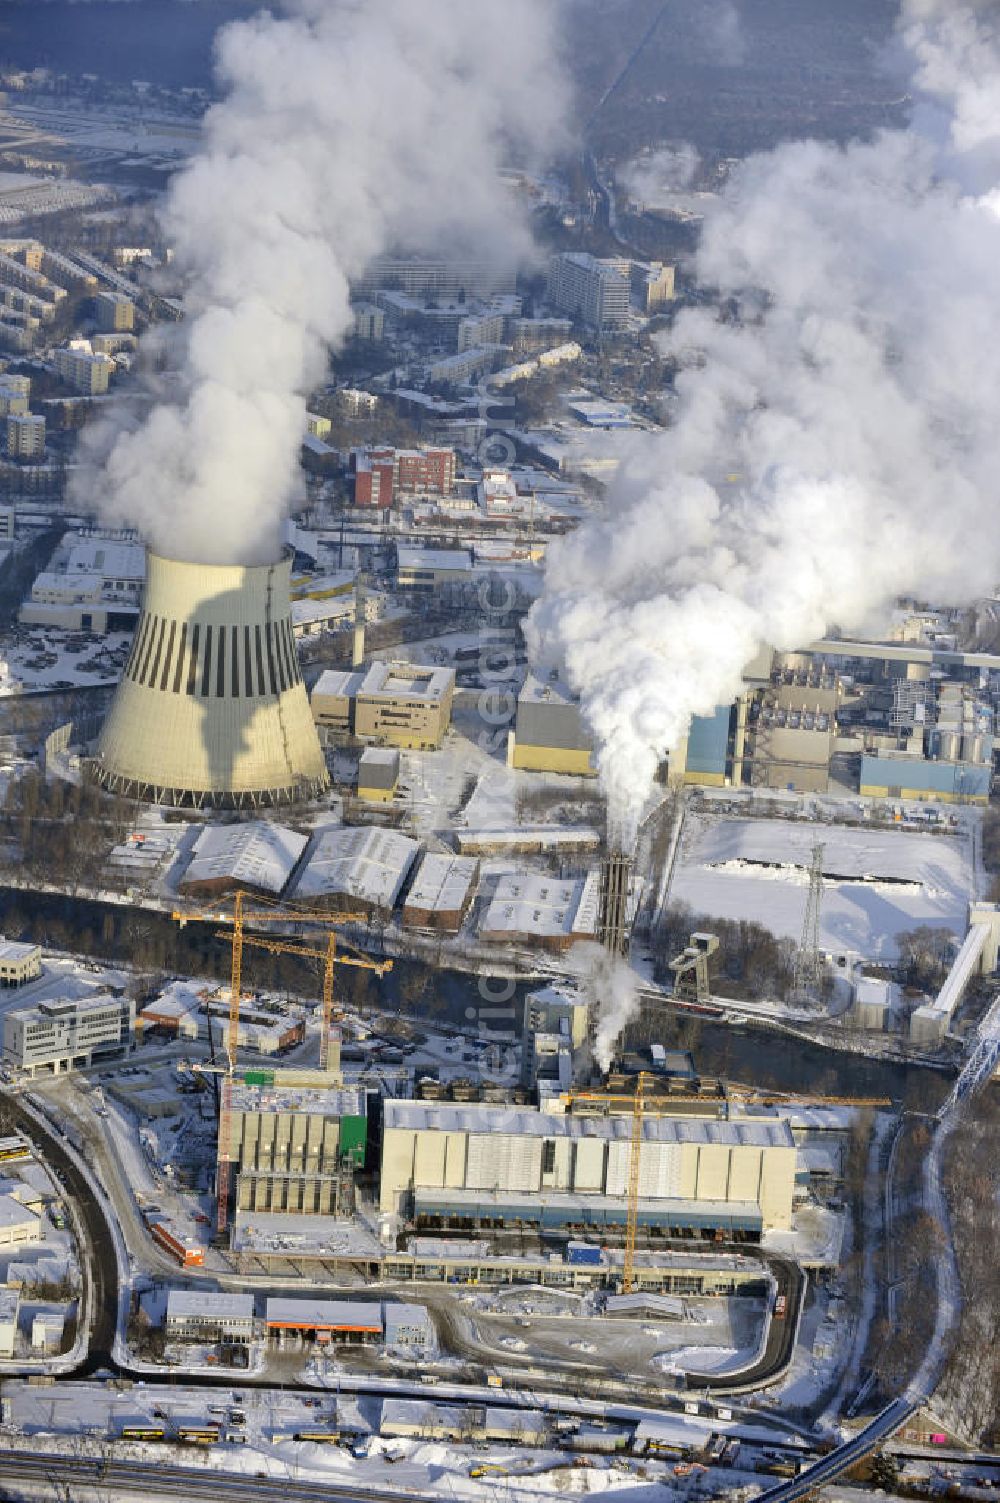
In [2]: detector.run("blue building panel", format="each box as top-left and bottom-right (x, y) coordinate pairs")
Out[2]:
(861, 755), (991, 798)
(685, 705), (733, 777)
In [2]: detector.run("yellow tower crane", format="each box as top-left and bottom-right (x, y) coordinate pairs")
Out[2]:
(564, 1071), (652, 1294)
(173, 889), (392, 1236)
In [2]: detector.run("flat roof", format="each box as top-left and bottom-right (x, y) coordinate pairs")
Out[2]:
(0, 941), (39, 963)
(180, 821), (307, 896)
(265, 1297), (383, 1331)
(385, 1100), (794, 1148)
(359, 660), (455, 702)
(313, 668), (366, 700)
(166, 1290), (254, 1320)
(0, 1193), (38, 1230)
(396, 545), (473, 573)
(230, 1081), (365, 1117)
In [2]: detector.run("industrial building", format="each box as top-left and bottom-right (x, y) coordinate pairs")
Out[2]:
(547, 253), (631, 331)
(312, 660), (455, 750)
(0, 1289), (18, 1356)
(265, 1297), (383, 1344)
(379, 1101), (796, 1235)
(395, 545), (473, 592)
(357, 748), (400, 802)
(380, 1399), (547, 1447)
(402, 853), (479, 932)
(93, 550), (329, 809)
(3, 993), (134, 1077)
(477, 869), (601, 952)
(165, 1290), (255, 1345)
(383, 1303), (435, 1350)
(19, 531), (145, 634)
(294, 825), (420, 915)
(178, 821), (307, 899)
(229, 1078), (367, 1217)
(508, 672), (596, 776)
(0, 940), (41, 987)
(522, 985), (590, 1090)
(0, 1199), (40, 1251)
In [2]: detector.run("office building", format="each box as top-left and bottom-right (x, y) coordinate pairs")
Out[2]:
(165, 1290), (256, 1344)
(312, 660), (455, 751)
(0, 940), (41, 987)
(3, 993), (134, 1077)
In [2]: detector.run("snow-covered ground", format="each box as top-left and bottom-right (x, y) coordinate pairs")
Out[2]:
(669, 812), (975, 960)
(0, 628), (131, 695)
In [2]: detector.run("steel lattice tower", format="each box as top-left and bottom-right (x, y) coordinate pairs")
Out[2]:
(793, 842), (825, 994)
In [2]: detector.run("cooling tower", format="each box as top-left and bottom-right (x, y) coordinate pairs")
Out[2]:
(93, 550), (329, 808)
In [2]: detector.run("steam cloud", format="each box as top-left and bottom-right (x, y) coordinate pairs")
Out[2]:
(76, 0), (569, 563)
(570, 943), (642, 1073)
(530, 0), (1000, 842)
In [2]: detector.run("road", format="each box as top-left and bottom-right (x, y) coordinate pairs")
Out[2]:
(755, 994), (1000, 1502)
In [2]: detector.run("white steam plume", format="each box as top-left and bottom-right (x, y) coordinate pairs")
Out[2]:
(75, 0), (570, 564)
(530, 0), (1000, 842)
(570, 942), (641, 1074)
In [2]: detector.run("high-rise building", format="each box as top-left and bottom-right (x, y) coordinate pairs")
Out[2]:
(6, 413), (44, 460)
(95, 290), (135, 332)
(547, 253), (631, 331)
(53, 346), (113, 395)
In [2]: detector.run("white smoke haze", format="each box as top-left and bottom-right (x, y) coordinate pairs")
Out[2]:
(621, 143), (702, 207)
(75, 0), (570, 564)
(530, 0), (1000, 843)
(570, 943), (642, 1074)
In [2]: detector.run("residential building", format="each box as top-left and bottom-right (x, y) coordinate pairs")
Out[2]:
(95, 290), (134, 332)
(352, 302), (385, 341)
(547, 253), (631, 330)
(3, 993), (134, 1077)
(631, 261), (676, 312)
(352, 257), (516, 301)
(306, 411), (331, 440)
(6, 412), (44, 459)
(53, 346), (113, 395)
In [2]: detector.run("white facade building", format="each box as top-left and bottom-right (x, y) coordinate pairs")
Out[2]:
(3, 993), (134, 1077)
(547, 253), (631, 330)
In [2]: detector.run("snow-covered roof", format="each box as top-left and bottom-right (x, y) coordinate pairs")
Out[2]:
(384, 1100), (794, 1148)
(404, 853), (478, 914)
(478, 868), (601, 940)
(359, 660), (454, 703)
(0, 1193), (37, 1231)
(396, 545), (473, 574)
(166, 1290), (254, 1321)
(179, 821), (307, 896)
(265, 1297), (382, 1330)
(295, 825), (420, 910)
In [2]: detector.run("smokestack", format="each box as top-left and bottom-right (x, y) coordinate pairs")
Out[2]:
(352, 575), (366, 670)
(597, 848), (632, 960)
(93, 550), (328, 808)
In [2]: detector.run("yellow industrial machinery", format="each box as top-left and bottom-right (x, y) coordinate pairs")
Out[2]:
(173, 889), (391, 1236)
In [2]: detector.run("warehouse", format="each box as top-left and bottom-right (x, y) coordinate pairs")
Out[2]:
(230, 1078), (367, 1217)
(178, 821), (307, 899)
(294, 825), (420, 916)
(165, 1290), (256, 1345)
(477, 869), (601, 952)
(380, 1399), (547, 1446)
(402, 853), (479, 931)
(265, 1298), (383, 1344)
(379, 1102), (796, 1234)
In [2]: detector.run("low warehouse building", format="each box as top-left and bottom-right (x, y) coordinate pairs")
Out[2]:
(379, 1101), (796, 1234)
(178, 822), (307, 899)
(265, 1298), (383, 1344)
(380, 1399), (546, 1446)
(402, 853), (479, 932)
(0, 1195), (41, 1249)
(294, 825), (420, 916)
(383, 1302), (435, 1350)
(477, 869), (601, 952)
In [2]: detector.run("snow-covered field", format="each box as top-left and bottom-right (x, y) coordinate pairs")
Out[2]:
(669, 813), (976, 960)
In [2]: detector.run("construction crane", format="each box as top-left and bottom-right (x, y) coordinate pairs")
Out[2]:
(563, 1071), (652, 1294)
(173, 889), (392, 1236)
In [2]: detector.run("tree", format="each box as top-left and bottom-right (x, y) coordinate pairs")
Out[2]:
(869, 1451), (900, 1491)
